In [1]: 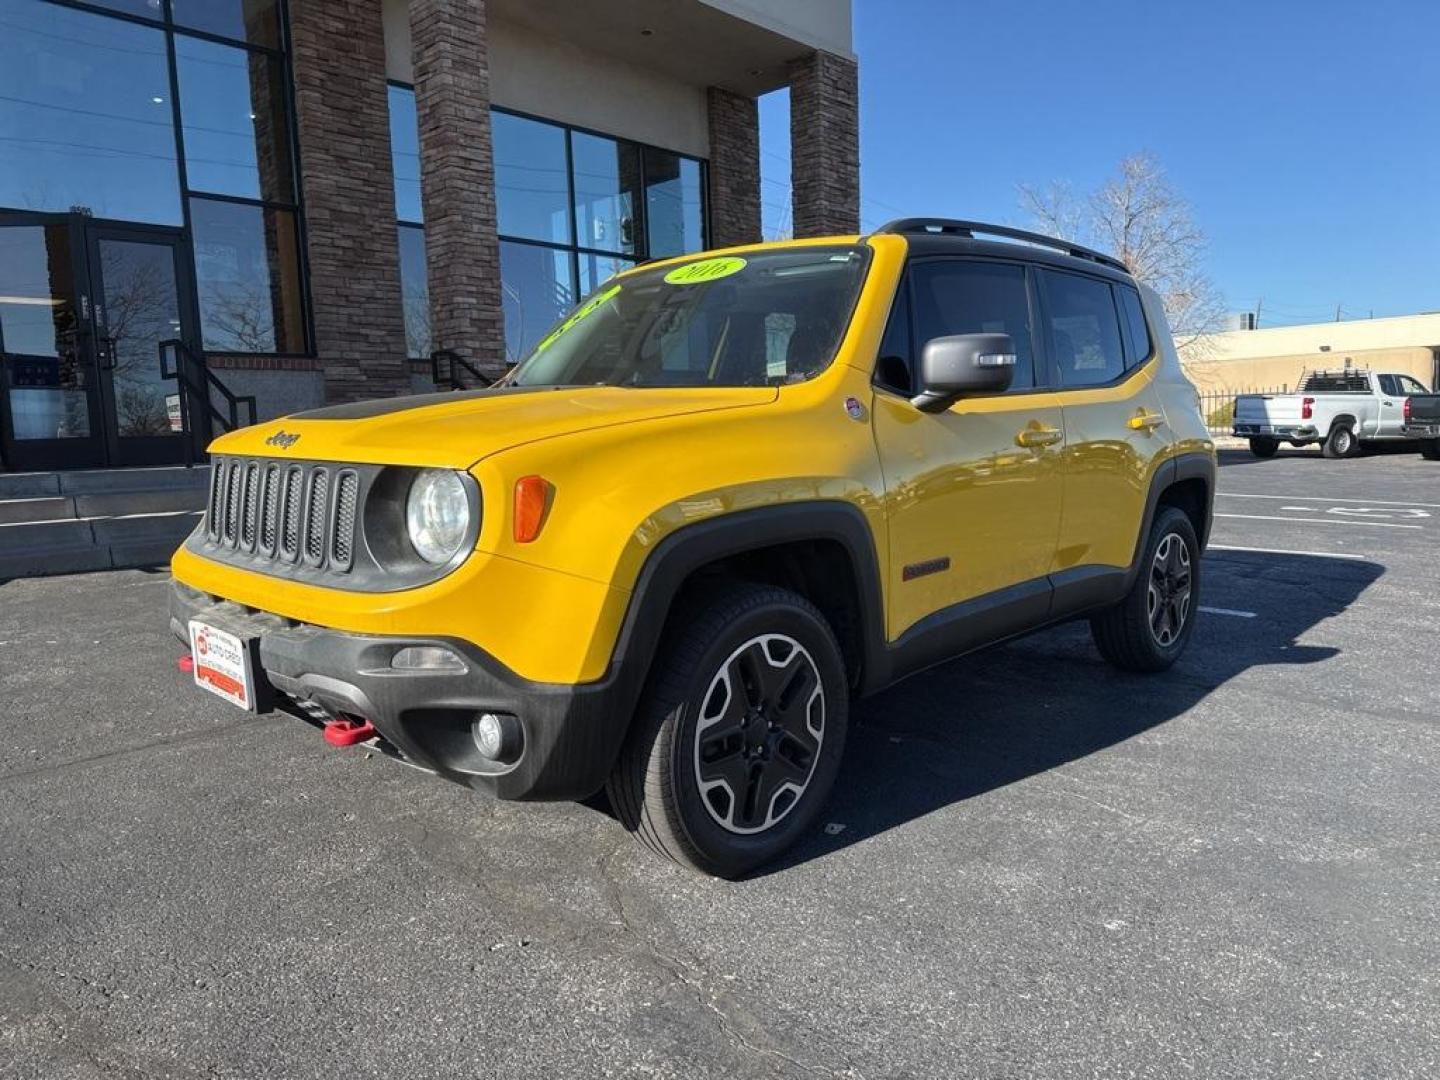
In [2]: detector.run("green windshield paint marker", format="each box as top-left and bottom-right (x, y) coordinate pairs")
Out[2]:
(663, 256), (747, 285)
(535, 283), (622, 353)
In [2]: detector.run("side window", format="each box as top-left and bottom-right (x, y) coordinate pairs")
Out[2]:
(1039, 269), (1126, 387)
(909, 260), (1037, 391)
(874, 278), (913, 393)
(1378, 374), (1399, 396)
(1398, 375), (1429, 394)
(1117, 285), (1152, 368)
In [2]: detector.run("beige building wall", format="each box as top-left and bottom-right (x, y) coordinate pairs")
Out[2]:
(1182, 313), (1440, 395)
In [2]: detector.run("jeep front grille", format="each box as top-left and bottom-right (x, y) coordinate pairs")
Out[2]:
(205, 456), (360, 575)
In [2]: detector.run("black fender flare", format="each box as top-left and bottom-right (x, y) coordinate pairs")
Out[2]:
(1124, 451), (1216, 589)
(604, 501), (889, 716)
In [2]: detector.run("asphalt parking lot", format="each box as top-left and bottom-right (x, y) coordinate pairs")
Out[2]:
(2, 447), (1437, 1079)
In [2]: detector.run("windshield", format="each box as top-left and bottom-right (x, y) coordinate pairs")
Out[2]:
(505, 246), (869, 389)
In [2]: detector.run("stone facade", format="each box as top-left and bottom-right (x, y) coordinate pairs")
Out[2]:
(705, 87), (762, 248)
(288, 0), (410, 402)
(411, 0), (506, 381)
(789, 50), (860, 237)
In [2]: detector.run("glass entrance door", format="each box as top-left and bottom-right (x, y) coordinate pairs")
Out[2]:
(0, 213), (199, 471)
(0, 214), (105, 470)
(86, 224), (197, 467)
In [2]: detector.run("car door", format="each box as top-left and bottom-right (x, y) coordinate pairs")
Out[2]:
(1374, 374), (1406, 437)
(872, 257), (1064, 641)
(1038, 270), (1171, 583)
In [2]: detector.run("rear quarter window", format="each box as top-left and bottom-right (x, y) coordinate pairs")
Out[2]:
(1117, 286), (1152, 367)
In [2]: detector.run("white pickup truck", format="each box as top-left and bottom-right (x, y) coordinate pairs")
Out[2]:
(1232, 369), (1432, 458)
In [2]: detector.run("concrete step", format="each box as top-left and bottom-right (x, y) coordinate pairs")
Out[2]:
(0, 496), (76, 525)
(0, 510), (200, 579)
(0, 473), (62, 499)
(58, 465), (210, 495)
(73, 486), (207, 518)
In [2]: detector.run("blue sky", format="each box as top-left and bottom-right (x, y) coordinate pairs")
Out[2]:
(760, 0), (1440, 326)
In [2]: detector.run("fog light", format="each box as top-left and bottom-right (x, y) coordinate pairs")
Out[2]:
(473, 712), (522, 763)
(390, 646), (466, 672)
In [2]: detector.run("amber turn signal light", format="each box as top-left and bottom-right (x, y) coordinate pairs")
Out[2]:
(513, 475), (552, 543)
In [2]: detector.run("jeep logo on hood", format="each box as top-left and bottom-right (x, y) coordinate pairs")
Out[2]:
(265, 430), (301, 449)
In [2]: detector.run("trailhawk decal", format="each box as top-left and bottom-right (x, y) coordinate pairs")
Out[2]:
(535, 283), (622, 353)
(663, 256), (747, 285)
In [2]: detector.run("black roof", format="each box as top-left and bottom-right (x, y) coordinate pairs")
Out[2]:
(874, 218), (1134, 283)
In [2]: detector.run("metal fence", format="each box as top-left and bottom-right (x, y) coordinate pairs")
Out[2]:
(1197, 385), (1291, 436)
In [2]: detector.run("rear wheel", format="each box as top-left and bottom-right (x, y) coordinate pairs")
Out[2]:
(606, 583), (848, 878)
(1248, 436), (1279, 458)
(1323, 423), (1360, 459)
(1091, 507), (1200, 673)
(1421, 440), (1440, 461)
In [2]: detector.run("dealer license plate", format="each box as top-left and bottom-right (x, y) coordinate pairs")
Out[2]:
(189, 619), (258, 712)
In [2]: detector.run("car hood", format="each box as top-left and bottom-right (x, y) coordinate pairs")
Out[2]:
(208, 384), (779, 468)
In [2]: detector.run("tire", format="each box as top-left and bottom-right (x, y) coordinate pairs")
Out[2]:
(1090, 506), (1200, 674)
(606, 583), (849, 878)
(1421, 440), (1440, 461)
(1248, 437), (1279, 458)
(1323, 423), (1360, 459)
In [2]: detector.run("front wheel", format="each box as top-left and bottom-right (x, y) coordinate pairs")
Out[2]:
(1248, 436), (1279, 458)
(1091, 507), (1201, 673)
(1421, 440), (1440, 461)
(606, 583), (849, 878)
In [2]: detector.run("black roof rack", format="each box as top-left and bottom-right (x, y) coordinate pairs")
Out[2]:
(875, 218), (1129, 274)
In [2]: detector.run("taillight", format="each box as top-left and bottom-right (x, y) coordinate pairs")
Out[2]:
(1301, 396), (1314, 420)
(1404, 397), (1412, 422)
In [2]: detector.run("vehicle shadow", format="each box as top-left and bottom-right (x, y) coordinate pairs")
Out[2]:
(756, 549), (1383, 877)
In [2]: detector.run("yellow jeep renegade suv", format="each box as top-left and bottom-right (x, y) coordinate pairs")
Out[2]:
(170, 219), (1215, 878)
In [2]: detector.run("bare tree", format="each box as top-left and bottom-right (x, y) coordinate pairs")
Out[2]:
(1020, 153), (1224, 350)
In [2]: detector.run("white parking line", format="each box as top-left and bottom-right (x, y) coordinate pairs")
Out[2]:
(1207, 544), (1367, 561)
(1198, 605), (1258, 619)
(1219, 492), (1440, 510)
(1214, 512), (1422, 530)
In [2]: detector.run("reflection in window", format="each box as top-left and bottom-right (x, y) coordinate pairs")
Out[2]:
(171, 0), (281, 49)
(96, 238), (183, 436)
(577, 252), (636, 297)
(571, 133), (639, 255)
(645, 152), (704, 258)
(388, 85), (423, 224)
(500, 241), (574, 365)
(175, 34), (292, 203)
(190, 197), (305, 353)
(0, 224), (91, 439)
(0, 0), (181, 224)
(493, 112), (570, 244)
(1040, 269), (1125, 387)
(398, 226), (430, 359)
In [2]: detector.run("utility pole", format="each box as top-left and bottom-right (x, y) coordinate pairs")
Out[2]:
(1334, 302), (1343, 322)
(1254, 296), (1263, 329)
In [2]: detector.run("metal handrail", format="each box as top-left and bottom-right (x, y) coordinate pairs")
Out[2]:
(430, 347), (493, 390)
(159, 338), (258, 466)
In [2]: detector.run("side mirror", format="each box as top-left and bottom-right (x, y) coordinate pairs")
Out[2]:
(910, 333), (1017, 413)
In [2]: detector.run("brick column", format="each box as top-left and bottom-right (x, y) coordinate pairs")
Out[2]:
(789, 50), (860, 237)
(411, 0), (505, 380)
(706, 87), (761, 248)
(288, 0), (409, 402)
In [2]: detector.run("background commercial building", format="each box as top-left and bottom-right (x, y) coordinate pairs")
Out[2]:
(0, 0), (858, 473)
(1182, 313), (1440, 397)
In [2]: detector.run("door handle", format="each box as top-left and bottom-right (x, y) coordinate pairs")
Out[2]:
(1127, 411), (1165, 433)
(1015, 426), (1062, 448)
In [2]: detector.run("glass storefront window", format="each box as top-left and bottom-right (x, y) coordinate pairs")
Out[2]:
(171, 0), (281, 50)
(499, 241), (575, 365)
(398, 225), (430, 359)
(577, 252), (636, 297)
(388, 85), (423, 224)
(645, 152), (704, 259)
(175, 34), (293, 204)
(571, 133), (639, 256)
(0, 0), (182, 224)
(493, 112), (570, 245)
(190, 197), (304, 354)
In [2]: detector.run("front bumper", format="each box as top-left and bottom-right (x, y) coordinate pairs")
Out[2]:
(169, 580), (632, 801)
(1233, 423), (1317, 440)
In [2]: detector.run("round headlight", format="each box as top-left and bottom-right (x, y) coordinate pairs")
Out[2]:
(405, 470), (471, 564)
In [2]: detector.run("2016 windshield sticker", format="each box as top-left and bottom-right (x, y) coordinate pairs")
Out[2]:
(535, 284), (622, 353)
(663, 256), (747, 285)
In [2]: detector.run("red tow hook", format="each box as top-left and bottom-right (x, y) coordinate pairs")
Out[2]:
(177, 654), (195, 674)
(323, 717), (378, 747)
